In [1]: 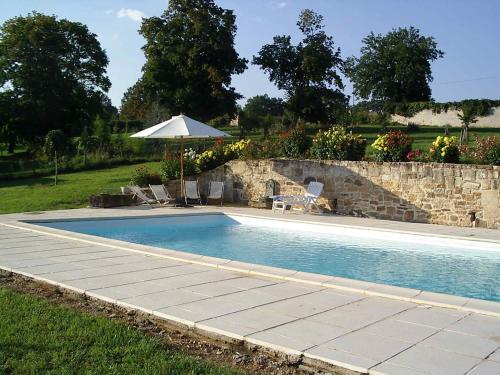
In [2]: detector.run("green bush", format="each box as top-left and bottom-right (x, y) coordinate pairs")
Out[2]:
(282, 125), (309, 158)
(240, 137), (283, 160)
(311, 126), (367, 161)
(372, 130), (413, 162)
(160, 157), (198, 181)
(466, 136), (500, 165)
(130, 166), (162, 186)
(430, 136), (460, 163)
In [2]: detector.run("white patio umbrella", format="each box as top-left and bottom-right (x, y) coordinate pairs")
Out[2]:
(131, 114), (230, 201)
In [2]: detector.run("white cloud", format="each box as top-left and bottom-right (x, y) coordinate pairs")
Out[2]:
(116, 8), (145, 22)
(278, 2), (287, 8)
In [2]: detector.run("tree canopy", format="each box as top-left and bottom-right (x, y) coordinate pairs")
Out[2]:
(244, 95), (284, 118)
(346, 27), (444, 104)
(123, 0), (247, 123)
(253, 9), (346, 124)
(0, 12), (112, 149)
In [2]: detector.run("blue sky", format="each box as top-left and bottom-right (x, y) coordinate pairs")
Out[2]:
(2, 0), (500, 108)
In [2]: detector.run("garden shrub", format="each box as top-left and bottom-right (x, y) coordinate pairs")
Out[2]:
(466, 136), (500, 165)
(281, 125), (309, 158)
(130, 166), (162, 186)
(160, 156), (198, 181)
(311, 126), (366, 161)
(406, 149), (428, 162)
(372, 130), (413, 162)
(429, 136), (460, 163)
(240, 137), (283, 160)
(194, 139), (250, 172)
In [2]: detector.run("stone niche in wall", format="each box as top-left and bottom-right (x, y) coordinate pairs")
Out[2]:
(200, 159), (500, 229)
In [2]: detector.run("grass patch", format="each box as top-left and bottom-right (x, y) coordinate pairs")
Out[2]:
(0, 162), (160, 214)
(0, 287), (241, 375)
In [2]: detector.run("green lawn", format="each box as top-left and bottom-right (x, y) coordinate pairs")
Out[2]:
(0, 287), (241, 375)
(0, 162), (161, 214)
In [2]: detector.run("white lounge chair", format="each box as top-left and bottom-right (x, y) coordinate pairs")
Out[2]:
(206, 181), (224, 206)
(272, 181), (324, 214)
(129, 186), (156, 207)
(149, 184), (174, 205)
(184, 180), (201, 205)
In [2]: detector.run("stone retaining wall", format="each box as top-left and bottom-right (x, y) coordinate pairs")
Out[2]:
(186, 159), (500, 229)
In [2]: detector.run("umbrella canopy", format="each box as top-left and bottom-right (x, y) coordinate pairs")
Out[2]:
(130, 114), (231, 205)
(130, 114), (230, 139)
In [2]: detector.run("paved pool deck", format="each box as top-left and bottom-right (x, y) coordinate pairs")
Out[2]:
(0, 206), (499, 375)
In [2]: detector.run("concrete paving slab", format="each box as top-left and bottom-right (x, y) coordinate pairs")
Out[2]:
(307, 297), (414, 330)
(16, 262), (85, 275)
(489, 349), (500, 362)
(64, 274), (140, 290)
(387, 344), (482, 375)
(180, 280), (246, 297)
(158, 298), (250, 322)
(321, 330), (416, 362)
(262, 290), (363, 318)
(359, 318), (438, 342)
(209, 276), (277, 290)
(304, 345), (379, 373)
(446, 314), (500, 338)
(467, 360), (500, 375)
(419, 330), (500, 359)
(121, 289), (208, 311)
(199, 307), (298, 337)
(370, 362), (430, 375)
(92, 281), (184, 300)
(249, 319), (350, 351)
(395, 306), (469, 329)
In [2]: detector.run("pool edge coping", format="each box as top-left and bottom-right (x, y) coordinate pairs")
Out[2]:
(0, 213), (498, 318)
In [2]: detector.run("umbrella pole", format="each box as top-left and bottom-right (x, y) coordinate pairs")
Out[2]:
(179, 136), (184, 201)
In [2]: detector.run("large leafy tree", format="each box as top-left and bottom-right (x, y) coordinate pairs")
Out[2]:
(253, 9), (346, 124)
(0, 12), (111, 148)
(245, 95), (284, 118)
(346, 27), (444, 104)
(242, 94), (284, 136)
(128, 0), (247, 122)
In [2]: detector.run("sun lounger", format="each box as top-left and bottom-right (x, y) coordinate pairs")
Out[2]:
(149, 184), (175, 205)
(184, 180), (202, 205)
(128, 186), (156, 207)
(206, 181), (224, 206)
(272, 181), (324, 214)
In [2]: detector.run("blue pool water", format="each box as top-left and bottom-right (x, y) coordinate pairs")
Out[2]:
(38, 214), (500, 302)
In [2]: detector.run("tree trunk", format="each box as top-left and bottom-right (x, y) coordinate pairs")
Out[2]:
(460, 124), (469, 146)
(8, 137), (15, 154)
(54, 150), (58, 186)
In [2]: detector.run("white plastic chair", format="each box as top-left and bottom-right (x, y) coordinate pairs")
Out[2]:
(184, 180), (201, 205)
(272, 181), (324, 214)
(149, 184), (174, 205)
(206, 181), (224, 206)
(129, 186), (156, 207)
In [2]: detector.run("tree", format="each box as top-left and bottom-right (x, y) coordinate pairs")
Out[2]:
(128, 0), (247, 122)
(457, 105), (478, 146)
(346, 27), (444, 104)
(243, 95), (284, 136)
(43, 130), (69, 185)
(93, 116), (111, 155)
(120, 79), (149, 121)
(0, 12), (111, 149)
(245, 95), (284, 118)
(253, 9), (346, 124)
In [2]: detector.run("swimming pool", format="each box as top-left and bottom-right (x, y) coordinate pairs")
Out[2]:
(37, 214), (500, 302)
